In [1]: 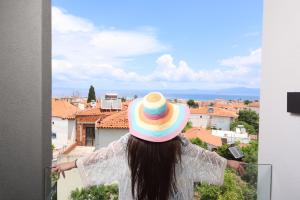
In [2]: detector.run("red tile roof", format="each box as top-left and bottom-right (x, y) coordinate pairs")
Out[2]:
(76, 107), (103, 116)
(190, 107), (238, 118)
(96, 111), (129, 129)
(184, 127), (222, 147)
(52, 99), (78, 119)
(248, 102), (260, 108)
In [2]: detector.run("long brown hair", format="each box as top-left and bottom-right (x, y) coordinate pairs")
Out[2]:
(126, 135), (182, 200)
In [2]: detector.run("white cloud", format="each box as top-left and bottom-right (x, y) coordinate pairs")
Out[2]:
(52, 6), (261, 89)
(52, 6), (167, 83)
(90, 31), (166, 57)
(52, 7), (94, 33)
(220, 48), (261, 68)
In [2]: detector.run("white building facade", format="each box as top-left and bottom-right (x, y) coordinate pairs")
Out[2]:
(52, 117), (76, 150)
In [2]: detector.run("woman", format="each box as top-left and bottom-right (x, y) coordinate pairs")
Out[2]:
(53, 92), (244, 200)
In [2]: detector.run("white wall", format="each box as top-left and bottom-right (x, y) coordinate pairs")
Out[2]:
(189, 114), (232, 130)
(211, 116), (232, 130)
(52, 117), (76, 149)
(189, 114), (210, 128)
(259, 0), (300, 199)
(95, 128), (129, 149)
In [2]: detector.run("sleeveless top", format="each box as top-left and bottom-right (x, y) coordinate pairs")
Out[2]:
(76, 133), (227, 200)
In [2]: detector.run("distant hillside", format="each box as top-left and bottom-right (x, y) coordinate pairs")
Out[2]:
(52, 87), (260, 98)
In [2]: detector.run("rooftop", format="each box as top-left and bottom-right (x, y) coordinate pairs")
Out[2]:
(190, 107), (238, 118)
(184, 127), (223, 147)
(97, 111), (129, 129)
(52, 99), (78, 119)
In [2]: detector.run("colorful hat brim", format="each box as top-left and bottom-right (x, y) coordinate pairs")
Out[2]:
(128, 98), (190, 142)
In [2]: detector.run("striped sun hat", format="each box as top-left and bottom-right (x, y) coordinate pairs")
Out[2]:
(128, 92), (190, 142)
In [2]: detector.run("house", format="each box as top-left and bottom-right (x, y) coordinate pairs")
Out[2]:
(212, 125), (250, 144)
(75, 107), (112, 146)
(95, 110), (129, 149)
(246, 101), (260, 114)
(75, 94), (127, 147)
(184, 127), (223, 150)
(51, 99), (78, 150)
(189, 107), (238, 130)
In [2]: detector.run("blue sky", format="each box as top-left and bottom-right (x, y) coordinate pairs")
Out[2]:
(52, 0), (262, 93)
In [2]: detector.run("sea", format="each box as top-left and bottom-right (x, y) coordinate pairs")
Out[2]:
(53, 88), (259, 101)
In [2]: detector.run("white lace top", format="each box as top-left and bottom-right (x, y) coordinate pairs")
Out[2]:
(76, 133), (227, 200)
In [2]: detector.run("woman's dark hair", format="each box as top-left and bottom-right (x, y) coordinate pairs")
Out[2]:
(126, 135), (182, 200)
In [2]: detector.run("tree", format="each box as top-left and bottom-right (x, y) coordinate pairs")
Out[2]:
(195, 169), (256, 200)
(190, 136), (210, 152)
(240, 141), (259, 186)
(70, 184), (118, 200)
(190, 137), (208, 150)
(230, 120), (256, 135)
(121, 97), (126, 102)
(216, 144), (235, 160)
(243, 100), (252, 105)
(182, 121), (192, 133)
(237, 109), (259, 133)
(187, 99), (198, 108)
(87, 85), (96, 103)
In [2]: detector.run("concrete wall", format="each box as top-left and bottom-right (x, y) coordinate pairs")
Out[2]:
(189, 114), (232, 130)
(95, 128), (129, 149)
(0, 1), (51, 199)
(259, 0), (300, 199)
(189, 114), (210, 128)
(52, 117), (76, 149)
(211, 116), (232, 130)
(68, 120), (76, 142)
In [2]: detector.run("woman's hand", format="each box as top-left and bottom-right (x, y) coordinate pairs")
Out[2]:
(227, 160), (246, 176)
(51, 160), (76, 178)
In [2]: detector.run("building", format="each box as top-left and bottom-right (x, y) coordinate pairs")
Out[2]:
(189, 107), (238, 130)
(246, 101), (260, 114)
(95, 110), (129, 149)
(184, 127), (223, 150)
(75, 107), (112, 146)
(75, 94), (128, 147)
(51, 99), (78, 150)
(212, 125), (250, 144)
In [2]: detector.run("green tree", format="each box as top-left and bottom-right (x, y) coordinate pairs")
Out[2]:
(70, 184), (118, 200)
(230, 120), (256, 135)
(239, 141), (259, 186)
(195, 169), (256, 200)
(87, 85), (96, 103)
(121, 97), (126, 102)
(182, 121), (192, 133)
(216, 144), (235, 160)
(243, 100), (252, 105)
(190, 137), (208, 150)
(237, 110), (259, 133)
(187, 99), (199, 108)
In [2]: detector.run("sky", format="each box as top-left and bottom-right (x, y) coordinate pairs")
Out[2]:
(52, 0), (262, 94)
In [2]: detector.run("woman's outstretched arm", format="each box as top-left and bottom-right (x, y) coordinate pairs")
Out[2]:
(51, 160), (77, 178)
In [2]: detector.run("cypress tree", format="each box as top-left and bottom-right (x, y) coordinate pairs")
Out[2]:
(87, 85), (96, 103)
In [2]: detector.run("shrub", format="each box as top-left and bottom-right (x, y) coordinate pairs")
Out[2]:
(70, 184), (118, 200)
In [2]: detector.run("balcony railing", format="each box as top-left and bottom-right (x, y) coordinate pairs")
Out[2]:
(47, 156), (272, 200)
